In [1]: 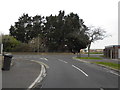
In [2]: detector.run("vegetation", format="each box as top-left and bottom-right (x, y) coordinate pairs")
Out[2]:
(76, 57), (102, 60)
(2, 35), (21, 52)
(85, 52), (103, 54)
(9, 10), (89, 52)
(2, 10), (106, 53)
(86, 26), (106, 57)
(93, 62), (120, 70)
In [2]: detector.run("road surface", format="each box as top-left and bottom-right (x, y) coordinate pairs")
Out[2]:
(12, 54), (119, 89)
(2, 58), (41, 88)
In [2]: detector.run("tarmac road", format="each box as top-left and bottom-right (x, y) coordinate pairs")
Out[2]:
(11, 54), (119, 89)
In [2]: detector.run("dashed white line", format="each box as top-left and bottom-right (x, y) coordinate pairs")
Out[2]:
(58, 59), (68, 64)
(72, 65), (88, 77)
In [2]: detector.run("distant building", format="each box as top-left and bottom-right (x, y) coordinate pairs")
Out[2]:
(80, 49), (103, 54)
(90, 49), (103, 53)
(104, 45), (120, 59)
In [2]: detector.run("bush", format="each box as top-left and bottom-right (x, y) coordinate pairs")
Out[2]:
(2, 35), (21, 52)
(12, 43), (33, 52)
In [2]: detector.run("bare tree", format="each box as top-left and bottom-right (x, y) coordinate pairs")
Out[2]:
(87, 26), (107, 57)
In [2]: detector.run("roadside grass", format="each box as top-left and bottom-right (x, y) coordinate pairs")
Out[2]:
(76, 57), (102, 60)
(93, 62), (120, 70)
(85, 52), (103, 54)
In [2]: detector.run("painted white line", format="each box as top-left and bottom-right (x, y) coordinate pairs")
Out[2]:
(28, 60), (47, 89)
(72, 65), (88, 77)
(109, 70), (120, 76)
(28, 64), (44, 89)
(104, 68), (120, 76)
(44, 58), (48, 61)
(31, 60), (49, 69)
(40, 58), (48, 61)
(73, 57), (120, 76)
(58, 59), (68, 64)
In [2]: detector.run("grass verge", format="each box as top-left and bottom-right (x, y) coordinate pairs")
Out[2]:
(85, 52), (103, 54)
(93, 62), (120, 70)
(76, 57), (102, 60)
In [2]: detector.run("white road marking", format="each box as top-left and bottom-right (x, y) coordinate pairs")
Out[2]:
(103, 68), (120, 76)
(73, 56), (120, 76)
(32, 60), (49, 69)
(58, 59), (68, 64)
(72, 65), (88, 77)
(28, 60), (47, 89)
(28, 65), (44, 89)
(109, 70), (120, 76)
(44, 58), (48, 61)
(40, 58), (48, 61)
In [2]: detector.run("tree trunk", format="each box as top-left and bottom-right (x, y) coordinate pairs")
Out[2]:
(77, 52), (80, 57)
(88, 44), (91, 57)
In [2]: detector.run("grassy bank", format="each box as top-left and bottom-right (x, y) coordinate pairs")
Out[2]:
(85, 52), (103, 54)
(93, 62), (120, 70)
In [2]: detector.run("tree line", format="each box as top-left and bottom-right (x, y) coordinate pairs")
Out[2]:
(3, 10), (106, 54)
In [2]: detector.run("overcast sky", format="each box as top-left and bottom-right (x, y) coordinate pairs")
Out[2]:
(0, 0), (119, 49)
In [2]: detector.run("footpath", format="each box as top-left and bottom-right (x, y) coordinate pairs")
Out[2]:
(2, 58), (42, 89)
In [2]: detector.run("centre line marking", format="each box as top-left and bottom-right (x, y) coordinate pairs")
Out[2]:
(58, 59), (68, 64)
(72, 65), (88, 77)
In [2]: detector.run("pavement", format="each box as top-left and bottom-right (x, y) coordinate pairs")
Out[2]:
(2, 58), (42, 89)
